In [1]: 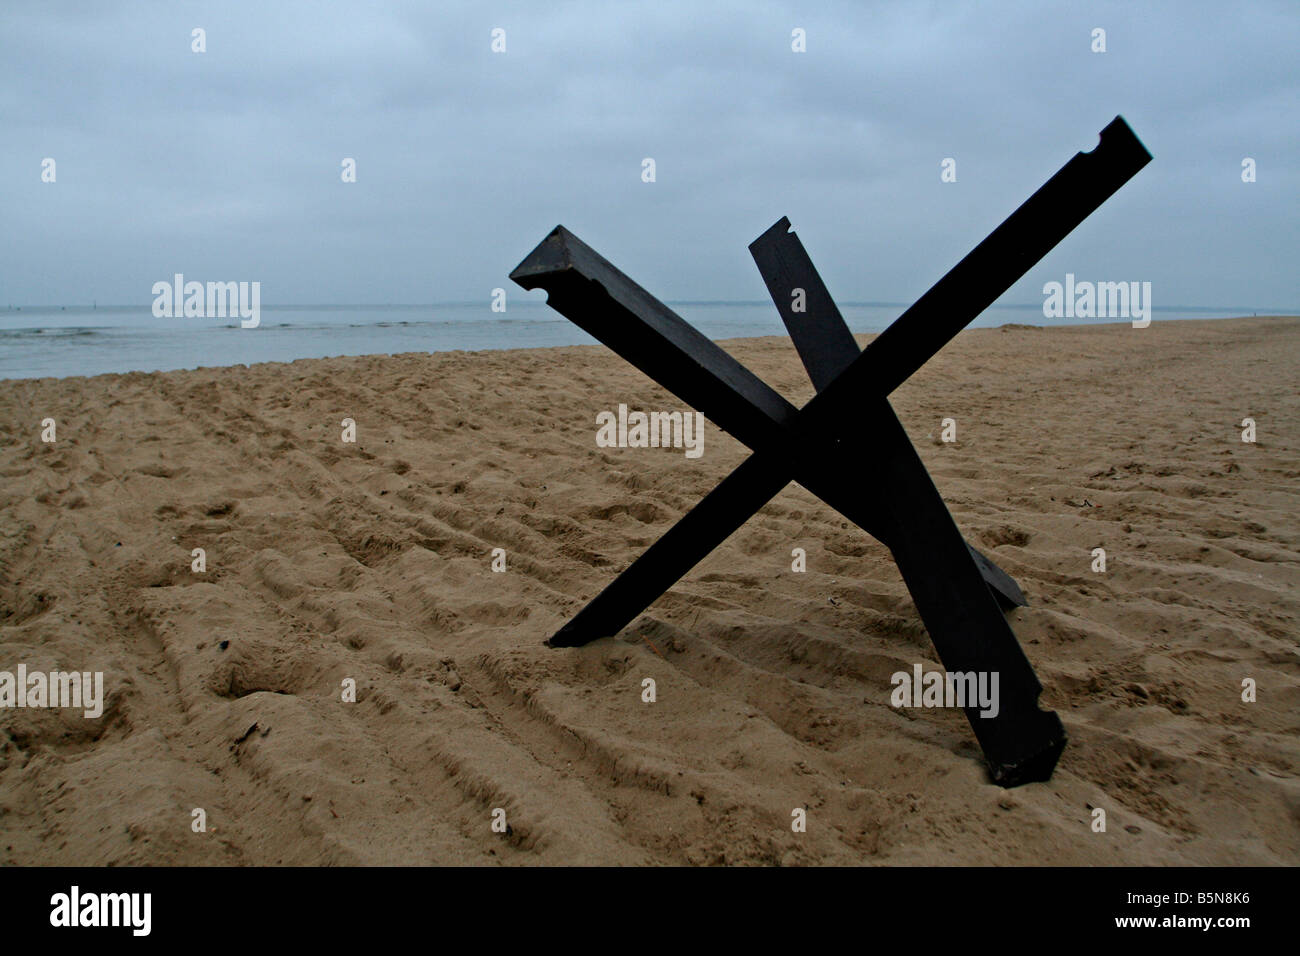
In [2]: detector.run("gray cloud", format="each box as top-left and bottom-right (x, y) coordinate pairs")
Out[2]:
(2, 0), (1296, 309)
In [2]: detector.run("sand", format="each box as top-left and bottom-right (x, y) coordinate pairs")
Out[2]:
(0, 316), (1297, 866)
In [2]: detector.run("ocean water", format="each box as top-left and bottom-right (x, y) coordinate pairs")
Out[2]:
(0, 302), (1272, 381)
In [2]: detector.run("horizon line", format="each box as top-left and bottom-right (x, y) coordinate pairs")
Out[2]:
(4, 302), (1297, 315)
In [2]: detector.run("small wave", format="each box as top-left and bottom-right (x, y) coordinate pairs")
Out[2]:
(341, 317), (568, 329)
(0, 326), (105, 339)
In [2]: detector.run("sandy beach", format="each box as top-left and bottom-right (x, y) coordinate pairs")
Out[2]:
(0, 315), (1296, 866)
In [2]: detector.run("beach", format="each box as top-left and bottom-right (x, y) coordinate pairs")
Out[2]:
(1, 315), (1296, 865)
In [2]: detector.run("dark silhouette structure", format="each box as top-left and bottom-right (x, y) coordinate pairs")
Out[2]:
(510, 117), (1151, 786)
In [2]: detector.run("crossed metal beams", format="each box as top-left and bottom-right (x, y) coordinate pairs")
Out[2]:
(510, 117), (1151, 786)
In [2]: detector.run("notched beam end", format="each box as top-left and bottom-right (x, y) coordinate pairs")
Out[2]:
(1093, 115), (1153, 168)
(747, 215), (794, 253)
(509, 225), (576, 288)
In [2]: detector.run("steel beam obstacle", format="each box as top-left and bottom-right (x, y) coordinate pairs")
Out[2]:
(509, 117), (1151, 786)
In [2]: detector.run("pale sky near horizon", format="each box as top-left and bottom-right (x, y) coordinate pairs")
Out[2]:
(2, 0), (1297, 309)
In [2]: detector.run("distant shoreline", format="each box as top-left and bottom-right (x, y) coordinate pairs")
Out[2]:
(3, 314), (1295, 384)
(3, 302), (1295, 315)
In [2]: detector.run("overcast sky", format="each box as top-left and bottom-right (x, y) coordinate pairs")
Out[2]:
(2, 0), (1296, 309)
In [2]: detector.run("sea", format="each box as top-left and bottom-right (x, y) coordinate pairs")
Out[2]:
(0, 302), (1280, 381)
